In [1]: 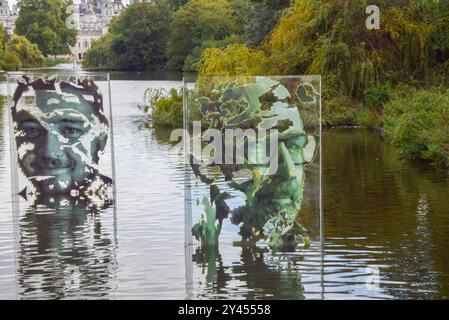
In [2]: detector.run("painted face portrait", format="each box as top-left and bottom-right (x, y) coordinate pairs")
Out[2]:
(11, 75), (112, 203)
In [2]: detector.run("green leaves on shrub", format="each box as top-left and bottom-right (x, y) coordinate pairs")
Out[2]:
(141, 88), (183, 127)
(363, 83), (391, 108)
(383, 88), (449, 167)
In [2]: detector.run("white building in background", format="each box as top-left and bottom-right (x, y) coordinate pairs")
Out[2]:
(72, 0), (156, 60)
(71, 0), (127, 60)
(0, 0), (17, 35)
(129, 0), (154, 4)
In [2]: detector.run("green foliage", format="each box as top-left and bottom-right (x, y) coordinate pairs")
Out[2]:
(165, 0), (289, 70)
(198, 43), (268, 77)
(0, 25), (5, 58)
(43, 56), (70, 67)
(0, 96), (5, 119)
(83, 3), (169, 70)
(322, 90), (381, 128)
(196, 0), (449, 170)
(5, 35), (44, 68)
(357, 108), (380, 128)
(15, 0), (77, 56)
(257, 0), (291, 10)
(110, 3), (169, 70)
(241, 0), (289, 48)
(199, 0), (449, 99)
(183, 34), (245, 72)
(141, 88), (183, 127)
(264, 1), (364, 95)
(383, 87), (449, 167)
(363, 83), (391, 108)
(82, 0), (295, 71)
(1, 52), (22, 71)
(83, 34), (118, 69)
(322, 96), (361, 126)
(155, 0), (188, 11)
(166, 0), (240, 71)
(1, 34), (44, 70)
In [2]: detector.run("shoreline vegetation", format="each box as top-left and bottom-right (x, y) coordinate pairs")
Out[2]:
(0, 0), (448, 168)
(130, 0), (449, 169)
(0, 0), (76, 71)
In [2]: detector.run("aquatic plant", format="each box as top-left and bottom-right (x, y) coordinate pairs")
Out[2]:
(141, 88), (183, 127)
(191, 197), (221, 246)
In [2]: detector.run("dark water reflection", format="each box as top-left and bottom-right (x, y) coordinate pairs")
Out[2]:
(17, 205), (117, 299)
(323, 128), (449, 299)
(191, 246), (306, 300)
(1, 75), (449, 299)
(186, 128), (449, 299)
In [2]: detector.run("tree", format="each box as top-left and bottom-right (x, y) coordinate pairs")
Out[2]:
(2, 52), (22, 71)
(263, 0), (449, 97)
(1, 30), (44, 70)
(155, 0), (188, 11)
(242, 0), (289, 47)
(0, 24), (6, 58)
(109, 3), (169, 70)
(83, 34), (118, 70)
(15, 0), (77, 56)
(198, 43), (268, 77)
(199, 0), (449, 98)
(84, 3), (169, 70)
(6, 35), (44, 67)
(257, 0), (290, 10)
(166, 0), (240, 71)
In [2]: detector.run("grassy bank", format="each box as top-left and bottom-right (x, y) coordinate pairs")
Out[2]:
(323, 83), (449, 169)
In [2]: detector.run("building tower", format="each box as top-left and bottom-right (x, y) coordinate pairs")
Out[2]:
(71, 0), (126, 60)
(0, 0), (17, 34)
(0, 0), (10, 16)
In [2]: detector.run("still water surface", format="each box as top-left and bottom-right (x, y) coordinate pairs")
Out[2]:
(0, 71), (448, 299)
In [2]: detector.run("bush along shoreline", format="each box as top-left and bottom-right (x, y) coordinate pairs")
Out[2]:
(383, 86), (449, 169)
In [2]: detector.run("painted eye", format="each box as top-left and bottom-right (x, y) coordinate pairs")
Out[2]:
(61, 127), (82, 138)
(23, 127), (42, 139)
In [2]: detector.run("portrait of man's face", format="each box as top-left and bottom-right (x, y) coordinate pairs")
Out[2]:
(11, 75), (112, 201)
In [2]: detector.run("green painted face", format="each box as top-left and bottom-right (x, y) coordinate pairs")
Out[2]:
(13, 81), (109, 196)
(191, 77), (319, 251)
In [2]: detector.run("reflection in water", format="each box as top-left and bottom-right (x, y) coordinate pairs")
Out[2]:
(323, 128), (449, 299)
(16, 201), (116, 299)
(188, 128), (449, 299)
(192, 245), (305, 300)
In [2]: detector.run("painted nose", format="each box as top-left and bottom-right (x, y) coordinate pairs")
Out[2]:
(39, 132), (70, 168)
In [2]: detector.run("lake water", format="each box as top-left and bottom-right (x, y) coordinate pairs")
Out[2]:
(0, 71), (448, 299)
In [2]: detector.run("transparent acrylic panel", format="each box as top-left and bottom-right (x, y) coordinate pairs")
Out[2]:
(7, 71), (116, 210)
(183, 76), (322, 299)
(7, 71), (117, 298)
